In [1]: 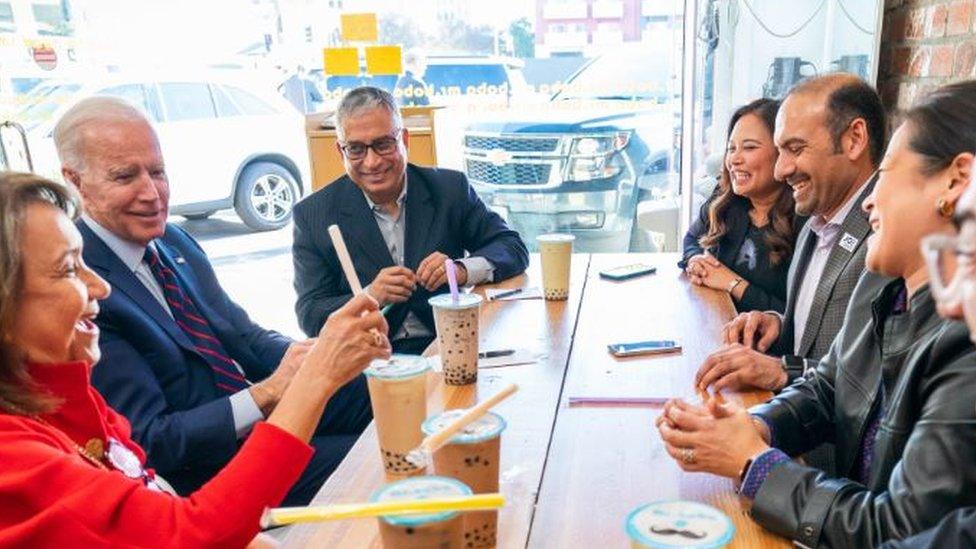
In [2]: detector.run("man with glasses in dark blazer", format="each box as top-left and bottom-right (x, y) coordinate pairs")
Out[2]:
(292, 86), (528, 354)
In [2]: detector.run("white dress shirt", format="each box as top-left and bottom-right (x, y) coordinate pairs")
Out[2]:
(792, 180), (869, 354)
(361, 178), (494, 341)
(81, 216), (264, 439)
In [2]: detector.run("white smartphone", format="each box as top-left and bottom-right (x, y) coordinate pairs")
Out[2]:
(607, 340), (681, 357)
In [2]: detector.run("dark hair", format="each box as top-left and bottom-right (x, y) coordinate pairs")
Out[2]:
(700, 98), (798, 265)
(0, 172), (78, 415)
(904, 80), (976, 176)
(826, 81), (888, 166)
(790, 75), (887, 167)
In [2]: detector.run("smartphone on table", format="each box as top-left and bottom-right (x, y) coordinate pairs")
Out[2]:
(607, 340), (681, 357)
(599, 264), (657, 281)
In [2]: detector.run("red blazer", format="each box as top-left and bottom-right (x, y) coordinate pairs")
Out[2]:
(0, 361), (313, 548)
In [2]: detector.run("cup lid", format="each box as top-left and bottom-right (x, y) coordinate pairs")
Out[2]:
(536, 233), (575, 243)
(624, 500), (734, 548)
(421, 409), (507, 443)
(369, 475), (472, 526)
(428, 293), (483, 310)
(364, 355), (430, 380)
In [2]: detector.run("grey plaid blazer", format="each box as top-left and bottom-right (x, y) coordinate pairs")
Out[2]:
(774, 176), (877, 369)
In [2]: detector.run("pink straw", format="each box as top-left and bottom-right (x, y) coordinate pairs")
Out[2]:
(568, 396), (669, 408)
(445, 259), (459, 303)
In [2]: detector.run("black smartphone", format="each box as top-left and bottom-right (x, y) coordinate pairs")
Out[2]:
(607, 340), (681, 357)
(599, 264), (657, 281)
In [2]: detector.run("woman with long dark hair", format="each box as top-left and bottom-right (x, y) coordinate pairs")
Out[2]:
(681, 98), (805, 312)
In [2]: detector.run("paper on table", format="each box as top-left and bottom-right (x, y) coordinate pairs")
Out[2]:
(486, 287), (543, 301)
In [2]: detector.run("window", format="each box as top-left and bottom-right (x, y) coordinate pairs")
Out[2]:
(159, 82), (216, 122)
(223, 85), (278, 116)
(423, 64), (510, 94)
(14, 83), (78, 131)
(684, 0), (884, 233)
(31, 2), (70, 36)
(99, 84), (161, 122)
(0, 2), (14, 33)
(211, 85), (241, 117)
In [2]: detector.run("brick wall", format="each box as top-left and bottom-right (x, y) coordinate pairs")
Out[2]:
(878, 0), (976, 114)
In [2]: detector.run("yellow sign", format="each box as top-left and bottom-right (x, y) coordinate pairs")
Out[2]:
(365, 45), (402, 76)
(323, 47), (359, 76)
(340, 13), (378, 42)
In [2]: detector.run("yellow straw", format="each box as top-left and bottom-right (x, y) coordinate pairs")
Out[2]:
(262, 493), (505, 527)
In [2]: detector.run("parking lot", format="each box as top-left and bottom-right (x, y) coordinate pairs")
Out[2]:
(176, 212), (304, 340)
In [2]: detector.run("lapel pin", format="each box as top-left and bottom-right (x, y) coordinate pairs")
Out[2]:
(839, 233), (858, 253)
(174, 256), (186, 264)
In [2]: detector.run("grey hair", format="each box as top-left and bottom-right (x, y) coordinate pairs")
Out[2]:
(0, 172), (79, 415)
(334, 86), (402, 139)
(53, 96), (149, 173)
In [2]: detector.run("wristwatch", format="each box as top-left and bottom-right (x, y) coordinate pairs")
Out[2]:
(781, 354), (806, 383)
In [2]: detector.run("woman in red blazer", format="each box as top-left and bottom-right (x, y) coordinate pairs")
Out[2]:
(0, 172), (392, 548)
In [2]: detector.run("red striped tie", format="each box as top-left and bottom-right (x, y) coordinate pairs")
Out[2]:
(144, 247), (249, 395)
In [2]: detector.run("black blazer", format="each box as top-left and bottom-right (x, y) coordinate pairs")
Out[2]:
(680, 196), (806, 313)
(292, 164), (529, 337)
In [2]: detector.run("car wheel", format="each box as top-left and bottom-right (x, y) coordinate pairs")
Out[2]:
(182, 210), (216, 221)
(233, 162), (299, 231)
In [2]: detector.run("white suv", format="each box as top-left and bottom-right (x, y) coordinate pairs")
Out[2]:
(10, 73), (311, 231)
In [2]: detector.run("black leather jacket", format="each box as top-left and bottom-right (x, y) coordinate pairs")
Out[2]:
(880, 507), (976, 548)
(749, 274), (976, 547)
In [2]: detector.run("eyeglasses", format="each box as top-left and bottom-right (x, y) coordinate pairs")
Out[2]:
(338, 132), (402, 160)
(921, 233), (976, 305)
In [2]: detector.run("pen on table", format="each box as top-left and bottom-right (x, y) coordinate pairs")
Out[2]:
(478, 349), (516, 359)
(490, 288), (523, 301)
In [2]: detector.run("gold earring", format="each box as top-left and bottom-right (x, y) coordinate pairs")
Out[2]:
(937, 197), (955, 218)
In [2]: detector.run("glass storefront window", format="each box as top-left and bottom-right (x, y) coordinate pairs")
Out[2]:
(685, 0), (883, 232)
(0, 0), (882, 249)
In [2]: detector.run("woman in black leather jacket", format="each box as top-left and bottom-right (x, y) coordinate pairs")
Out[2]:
(659, 80), (976, 548)
(879, 92), (976, 549)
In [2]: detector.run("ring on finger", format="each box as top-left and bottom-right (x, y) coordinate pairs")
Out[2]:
(681, 447), (696, 464)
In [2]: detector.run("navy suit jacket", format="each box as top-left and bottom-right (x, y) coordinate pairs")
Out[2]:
(80, 221), (291, 493)
(293, 164), (529, 337)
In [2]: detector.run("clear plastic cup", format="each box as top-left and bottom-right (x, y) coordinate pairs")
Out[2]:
(537, 234), (575, 300)
(364, 355), (430, 475)
(371, 475), (472, 549)
(422, 410), (507, 548)
(625, 500), (734, 549)
(428, 293), (483, 385)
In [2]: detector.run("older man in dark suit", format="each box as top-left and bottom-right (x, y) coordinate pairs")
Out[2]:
(55, 96), (370, 505)
(293, 86), (528, 354)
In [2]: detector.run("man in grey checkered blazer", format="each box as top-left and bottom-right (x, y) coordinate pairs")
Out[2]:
(695, 75), (890, 395)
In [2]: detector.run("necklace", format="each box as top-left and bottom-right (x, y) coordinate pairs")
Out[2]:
(2, 398), (165, 491)
(31, 414), (109, 470)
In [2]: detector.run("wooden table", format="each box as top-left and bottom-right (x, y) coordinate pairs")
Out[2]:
(527, 254), (786, 548)
(281, 253), (790, 548)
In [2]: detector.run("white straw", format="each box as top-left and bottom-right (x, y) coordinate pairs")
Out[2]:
(328, 225), (364, 294)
